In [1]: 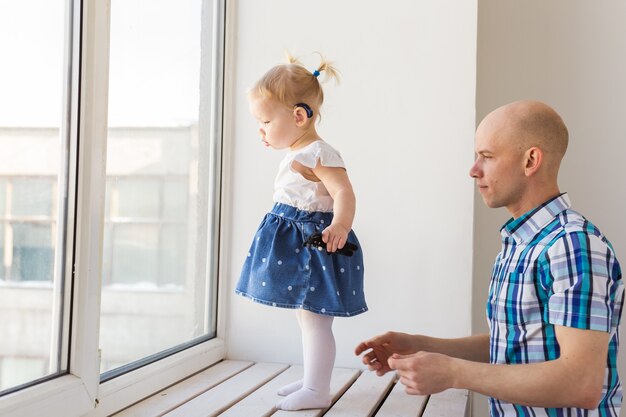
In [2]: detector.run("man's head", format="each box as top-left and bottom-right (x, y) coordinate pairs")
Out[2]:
(469, 100), (568, 218)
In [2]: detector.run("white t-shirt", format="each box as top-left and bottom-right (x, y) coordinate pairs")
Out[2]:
(273, 140), (345, 212)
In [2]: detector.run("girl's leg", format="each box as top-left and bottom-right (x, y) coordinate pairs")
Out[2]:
(277, 310), (305, 396)
(277, 309), (335, 411)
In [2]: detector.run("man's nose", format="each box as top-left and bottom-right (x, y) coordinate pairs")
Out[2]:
(469, 161), (480, 178)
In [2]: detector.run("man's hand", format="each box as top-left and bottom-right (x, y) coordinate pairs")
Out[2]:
(388, 351), (456, 395)
(354, 332), (419, 376)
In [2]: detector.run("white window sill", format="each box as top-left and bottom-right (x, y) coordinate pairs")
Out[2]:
(0, 338), (224, 417)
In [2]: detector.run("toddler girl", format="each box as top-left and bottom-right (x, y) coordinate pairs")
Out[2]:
(235, 54), (367, 411)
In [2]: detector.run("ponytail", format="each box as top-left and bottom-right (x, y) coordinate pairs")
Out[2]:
(285, 51), (341, 84)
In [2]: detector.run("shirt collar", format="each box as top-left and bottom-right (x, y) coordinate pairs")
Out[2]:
(500, 193), (571, 244)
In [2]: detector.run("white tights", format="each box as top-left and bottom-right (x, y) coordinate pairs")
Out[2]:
(276, 309), (335, 411)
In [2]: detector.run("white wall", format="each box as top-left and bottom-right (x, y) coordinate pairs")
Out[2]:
(474, 1), (626, 415)
(223, 0), (477, 368)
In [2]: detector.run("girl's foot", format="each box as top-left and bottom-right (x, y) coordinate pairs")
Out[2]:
(276, 387), (331, 411)
(277, 379), (303, 396)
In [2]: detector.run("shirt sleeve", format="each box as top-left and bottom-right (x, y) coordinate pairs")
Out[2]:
(291, 141), (345, 170)
(545, 231), (624, 333)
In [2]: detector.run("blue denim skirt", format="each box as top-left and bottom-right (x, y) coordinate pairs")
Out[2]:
(235, 203), (367, 317)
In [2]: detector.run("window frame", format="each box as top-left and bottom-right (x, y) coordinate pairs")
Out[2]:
(0, 0), (227, 415)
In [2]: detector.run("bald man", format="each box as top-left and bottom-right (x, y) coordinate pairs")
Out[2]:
(355, 101), (624, 416)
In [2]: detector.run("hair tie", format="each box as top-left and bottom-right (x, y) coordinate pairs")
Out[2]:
(295, 103), (314, 118)
(313, 70), (321, 78)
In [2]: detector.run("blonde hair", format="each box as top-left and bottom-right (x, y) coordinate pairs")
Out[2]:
(250, 52), (340, 119)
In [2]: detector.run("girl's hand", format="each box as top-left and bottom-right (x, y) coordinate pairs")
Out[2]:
(321, 223), (349, 253)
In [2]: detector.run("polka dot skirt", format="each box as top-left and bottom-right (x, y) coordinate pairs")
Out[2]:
(235, 203), (367, 317)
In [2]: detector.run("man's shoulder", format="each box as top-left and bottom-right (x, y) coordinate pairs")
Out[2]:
(557, 208), (604, 238)
(546, 208), (616, 254)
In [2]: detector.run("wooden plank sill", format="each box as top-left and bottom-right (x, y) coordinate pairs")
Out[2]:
(112, 360), (469, 417)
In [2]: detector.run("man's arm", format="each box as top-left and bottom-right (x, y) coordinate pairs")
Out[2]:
(420, 333), (491, 363)
(389, 325), (609, 409)
(355, 332), (490, 376)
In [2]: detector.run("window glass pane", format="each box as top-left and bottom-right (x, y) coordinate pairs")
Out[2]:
(0, 224), (5, 280)
(163, 180), (188, 221)
(0, 0), (70, 393)
(12, 179), (54, 217)
(115, 179), (160, 219)
(160, 224), (187, 287)
(0, 358), (47, 389)
(110, 225), (159, 286)
(0, 180), (6, 216)
(12, 224), (54, 282)
(101, 0), (217, 376)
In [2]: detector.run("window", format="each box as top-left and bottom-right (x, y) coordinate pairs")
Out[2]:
(0, 1), (71, 394)
(0, 0), (225, 414)
(100, 0), (218, 377)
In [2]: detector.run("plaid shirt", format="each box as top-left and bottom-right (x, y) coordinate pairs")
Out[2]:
(487, 193), (624, 417)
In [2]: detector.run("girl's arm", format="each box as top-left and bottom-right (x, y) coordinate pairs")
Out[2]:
(312, 163), (355, 252)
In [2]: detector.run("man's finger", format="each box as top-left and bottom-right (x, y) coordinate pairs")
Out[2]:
(354, 342), (369, 355)
(355, 337), (388, 353)
(388, 353), (413, 370)
(362, 351), (378, 364)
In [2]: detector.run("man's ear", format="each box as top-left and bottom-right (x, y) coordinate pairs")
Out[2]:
(524, 146), (543, 177)
(293, 107), (309, 127)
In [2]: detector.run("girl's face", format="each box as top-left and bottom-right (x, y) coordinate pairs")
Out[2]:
(249, 95), (300, 150)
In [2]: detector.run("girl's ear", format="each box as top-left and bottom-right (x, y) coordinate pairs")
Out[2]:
(293, 107), (309, 127)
